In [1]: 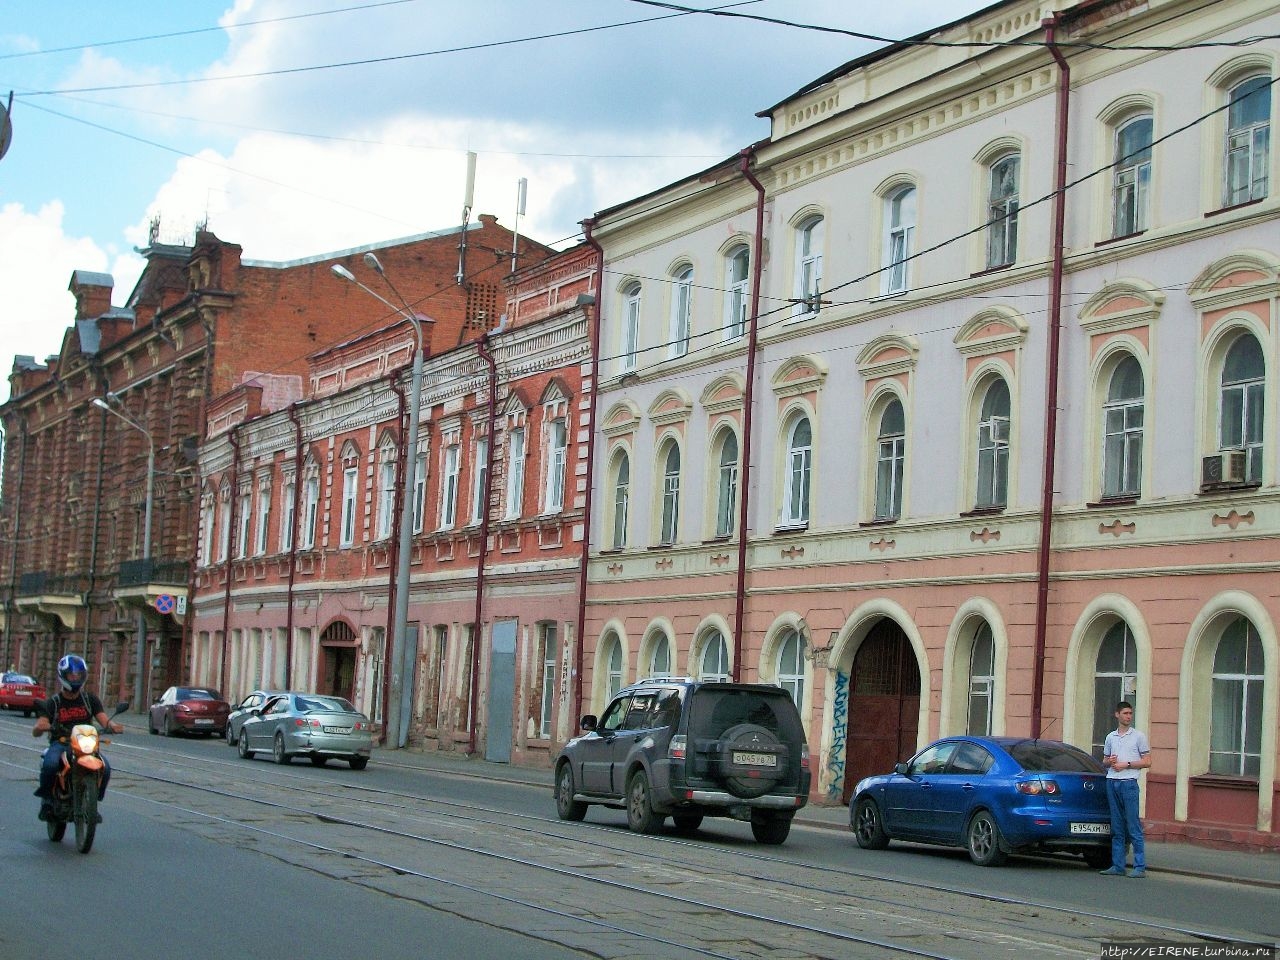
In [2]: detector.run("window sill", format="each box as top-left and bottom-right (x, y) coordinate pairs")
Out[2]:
(646, 543), (674, 551)
(1086, 496), (1138, 509)
(1188, 773), (1259, 791)
(859, 518), (898, 528)
(1205, 197), (1265, 218)
(959, 506), (1005, 518)
(701, 535), (734, 545)
(969, 263), (1013, 279)
(773, 523), (808, 534)
(1198, 481), (1262, 496)
(1095, 230), (1146, 248)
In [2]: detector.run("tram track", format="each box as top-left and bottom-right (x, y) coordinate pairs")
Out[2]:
(3, 733), (1270, 959)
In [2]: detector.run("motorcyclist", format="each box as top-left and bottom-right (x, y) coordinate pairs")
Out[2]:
(32, 654), (123, 821)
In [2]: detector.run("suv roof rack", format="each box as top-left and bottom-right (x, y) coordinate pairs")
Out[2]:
(633, 676), (695, 686)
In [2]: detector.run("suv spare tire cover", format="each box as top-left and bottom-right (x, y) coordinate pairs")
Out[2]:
(718, 723), (786, 798)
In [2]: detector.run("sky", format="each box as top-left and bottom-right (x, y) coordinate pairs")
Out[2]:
(0, 0), (982, 403)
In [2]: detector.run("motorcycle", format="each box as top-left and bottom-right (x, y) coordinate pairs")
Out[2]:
(44, 700), (128, 853)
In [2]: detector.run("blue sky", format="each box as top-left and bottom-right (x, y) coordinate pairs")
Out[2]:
(0, 0), (979, 401)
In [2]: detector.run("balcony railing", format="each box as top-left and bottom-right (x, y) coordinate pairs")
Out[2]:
(117, 557), (190, 589)
(16, 571), (90, 597)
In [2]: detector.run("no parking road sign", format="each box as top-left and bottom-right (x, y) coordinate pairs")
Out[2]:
(154, 594), (175, 614)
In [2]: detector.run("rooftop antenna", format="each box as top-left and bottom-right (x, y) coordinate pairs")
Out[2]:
(510, 177), (527, 273)
(457, 150), (476, 286)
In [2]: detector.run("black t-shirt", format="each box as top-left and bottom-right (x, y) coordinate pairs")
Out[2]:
(39, 692), (105, 740)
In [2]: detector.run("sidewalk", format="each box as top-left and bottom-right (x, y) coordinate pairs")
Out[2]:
(375, 745), (1280, 889)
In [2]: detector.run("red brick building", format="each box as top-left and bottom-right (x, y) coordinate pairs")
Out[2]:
(0, 216), (548, 712)
(190, 242), (596, 762)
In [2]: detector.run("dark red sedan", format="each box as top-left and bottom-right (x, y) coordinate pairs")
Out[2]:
(148, 686), (230, 737)
(0, 672), (46, 717)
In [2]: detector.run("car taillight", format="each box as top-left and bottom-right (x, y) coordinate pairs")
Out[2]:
(294, 718), (320, 728)
(1016, 779), (1060, 795)
(800, 743), (810, 771)
(668, 735), (686, 760)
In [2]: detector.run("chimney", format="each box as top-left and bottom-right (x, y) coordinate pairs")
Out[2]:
(68, 270), (115, 321)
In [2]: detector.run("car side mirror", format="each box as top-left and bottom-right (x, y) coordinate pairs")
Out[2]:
(113, 701), (130, 717)
(580, 714), (598, 732)
(894, 762), (909, 776)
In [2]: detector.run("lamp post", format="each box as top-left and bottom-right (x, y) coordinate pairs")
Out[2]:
(331, 255), (430, 749)
(92, 396), (154, 712)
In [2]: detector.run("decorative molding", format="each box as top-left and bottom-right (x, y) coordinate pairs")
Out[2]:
(954, 307), (1029, 358)
(870, 537), (896, 552)
(1099, 519), (1136, 537)
(1078, 278), (1166, 335)
(710, 553), (731, 567)
(856, 333), (920, 380)
(607, 562), (624, 576)
(770, 354), (829, 399)
(781, 545), (805, 560)
(1211, 510), (1255, 531)
(655, 557), (673, 570)
(970, 527), (1001, 544)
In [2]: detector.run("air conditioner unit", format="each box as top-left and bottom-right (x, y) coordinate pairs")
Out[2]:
(1202, 449), (1247, 488)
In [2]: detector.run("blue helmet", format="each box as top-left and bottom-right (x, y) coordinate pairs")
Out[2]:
(57, 654), (87, 694)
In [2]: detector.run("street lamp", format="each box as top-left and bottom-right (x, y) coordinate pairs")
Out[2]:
(92, 395), (154, 712)
(331, 254), (431, 749)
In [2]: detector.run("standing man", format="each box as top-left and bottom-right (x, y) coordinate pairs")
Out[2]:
(1100, 700), (1150, 878)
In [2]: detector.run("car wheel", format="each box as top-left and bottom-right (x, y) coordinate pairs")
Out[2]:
(852, 797), (891, 850)
(348, 757), (369, 771)
(163, 715), (174, 737)
(148, 713), (157, 735)
(273, 733), (291, 765)
(238, 731), (254, 759)
(671, 813), (703, 834)
(227, 727), (237, 745)
(751, 814), (791, 845)
(1083, 849), (1112, 870)
(626, 770), (664, 834)
(966, 810), (1008, 867)
(555, 764), (588, 822)
(717, 723), (784, 799)
(310, 755), (328, 767)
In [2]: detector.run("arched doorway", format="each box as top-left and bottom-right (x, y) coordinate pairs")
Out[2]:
(843, 618), (921, 803)
(319, 620), (358, 701)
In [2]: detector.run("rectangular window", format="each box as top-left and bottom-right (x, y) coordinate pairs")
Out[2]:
(670, 268), (692, 358)
(538, 623), (558, 739)
(236, 491), (251, 559)
(716, 458), (737, 539)
(280, 481), (296, 552)
(376, 460), (396, 540)
(254, 485), (271, 556)
(301, 476), (319, 549)
(794, 219), (824, 318)
(504, 427), (525, 519)
(1224, 77), (1271, 207)
(412, 453), (427, 533)
(340, 466), (358, 546)
(1112, 117), (1152, 237)
(471, 438), (489, 524)
(545, 419), (567, 512)
(621, 288), (640, 372)
(441, 444), (460, 529)
(875, 436), (904, 521)
(433, 625), (449, 730)
(200, 499), (215, 566)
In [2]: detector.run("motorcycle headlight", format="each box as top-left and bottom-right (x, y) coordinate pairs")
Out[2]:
(70, 724), (99, 756)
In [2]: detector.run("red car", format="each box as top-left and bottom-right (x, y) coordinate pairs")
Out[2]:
(0, 672), (46, 717)
(149, 686), (231, 737)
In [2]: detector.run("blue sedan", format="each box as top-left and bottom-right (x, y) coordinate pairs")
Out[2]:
(849, 736), (1112, 867)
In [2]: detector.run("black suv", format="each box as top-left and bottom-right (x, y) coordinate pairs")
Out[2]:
(553, 679), (811, 844)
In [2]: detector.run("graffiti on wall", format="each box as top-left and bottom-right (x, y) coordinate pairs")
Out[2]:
(825, 668), (850, 800)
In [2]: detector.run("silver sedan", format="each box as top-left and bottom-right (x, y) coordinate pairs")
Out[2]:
(236, 693), (374, 770)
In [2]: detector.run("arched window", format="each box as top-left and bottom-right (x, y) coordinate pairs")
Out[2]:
(648, 634), (672, 679)
(1113, 115), (1153, 236)
(611, 451), (630, 550)
(725, 245), (750, 339)
(603, 632), (625, 701)
(1092, 621), (1138, 759)
(715, 431), (739, 538)
(777, 628), (807, 708)
(1210, 617), (1264, 776)
(1224, 75), (1271, 207)
(659, 442), (681, 545)
(874, 399), (905, 521)
(884, 186), (916, 293)
(669, 264), (693, 358)
(967, 622), (995, 736)
(699, 630), (730, 682)
(1220, 334), (1264, 482)
(976, 379), (1010, 509)
(782, 417), (812, 526)
(986, 154), (1020, 268)
(621, 283), (641, 372)
(794, 217), (824, 317)
(1102, 355), (1144, 498)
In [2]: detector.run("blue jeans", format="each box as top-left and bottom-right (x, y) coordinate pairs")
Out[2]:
(1107, 777), (1144, 870)
(38, 743), (112, 801)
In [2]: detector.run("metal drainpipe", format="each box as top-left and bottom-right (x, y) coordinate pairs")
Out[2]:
(1031, 15), (1072, 738)
(4, 417), (28, 669)
(574, 220), (605, 726)
(284, 401), (306, 691)
(467, 333), (500, 753)
(733, 146), (767, 681)
(220, 425), (241, 697)
(385, 366), (410, 743)
(82, 380), (109, 659)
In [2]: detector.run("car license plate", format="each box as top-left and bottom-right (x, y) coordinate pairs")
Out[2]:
(733, 751), (777, 767)
(325, 726), (352, 735)
(1070, 822), (1110, 835)
(194, 718), (213, 725)
(13, 690), (30, 696)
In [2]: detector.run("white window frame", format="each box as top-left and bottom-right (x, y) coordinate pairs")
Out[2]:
(376, 459), (396, 541)
(669, 265), (692, 358)
(440, 444), (460, 529)
(985, 154), (1019, 269)
(544, 419), (567, 513)
(200, 494), (215, 566)
(966, 623), (995, 736)
(236, 489), (251, 559)
(300, 475), (319, 549)
(504, 427), (525, 520)
(1209, 617), (1264, 777)
(976, 380), (1010, 510)
(777, 628), (806, 708)
(470, 437), (489, 525)
(1112, 115), (1153, 237)
(254, 481), (271, 556)
(724, 245), (749, 340)
(339, 466), (358, 547)
(883, 186), (916, 294)
(1219, 334), (1265, 483)
(538, 623), (558, 738)
(793, 217), (824, 318)
(648, 634), (672, 679)
(280, 478), (296, 553)
(611, 450), (630, 550)
(699, 630), (730, 682)
(714, 431), (738, 539)
(1223, 75), (1271, 208)
(411, 452), (427, 533)
(1101, 356), (1144, 499)
(658, 442), (680, 545)
(874, 400), (905, 522)
(621, 284), (641, 373)
(781, 417), (811, 527)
